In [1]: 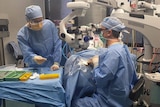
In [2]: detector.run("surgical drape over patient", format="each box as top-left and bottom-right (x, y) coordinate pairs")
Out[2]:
(64, 49), (107, 107)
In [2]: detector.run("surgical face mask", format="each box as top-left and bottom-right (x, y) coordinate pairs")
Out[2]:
(100, 29), (122, 42)
(99, 33), (107, 45)
(29, 21), (43, 31)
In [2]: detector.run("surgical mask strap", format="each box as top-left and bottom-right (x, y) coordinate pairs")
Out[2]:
(119, 32), (124, 39)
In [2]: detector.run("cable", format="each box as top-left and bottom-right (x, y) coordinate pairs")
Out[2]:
(62, 43), (73, 60)
(136, 53), (160, 65)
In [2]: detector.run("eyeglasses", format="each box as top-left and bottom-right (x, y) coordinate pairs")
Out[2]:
(94, 28), (109, 34)
(98, 28), (108, 32)
(30, 19), (43, 24)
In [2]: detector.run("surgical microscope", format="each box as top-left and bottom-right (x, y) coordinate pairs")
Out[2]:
(59, 1), (105, 51)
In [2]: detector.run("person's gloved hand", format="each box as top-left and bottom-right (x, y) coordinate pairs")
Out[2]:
(50, 62), (60, 71)
(33, 56), (47, 65)
(87, 55), (99, 68)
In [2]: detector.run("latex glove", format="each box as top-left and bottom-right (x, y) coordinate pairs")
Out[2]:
(87, 55), (99, 68)
(50, 62), (60, 71)
(33, 56), (47, 65)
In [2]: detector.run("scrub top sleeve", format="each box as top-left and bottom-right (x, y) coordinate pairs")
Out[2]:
(17, 34), (37, 65)
(94, 51), (120, 88)
(52, 24), (62, 64)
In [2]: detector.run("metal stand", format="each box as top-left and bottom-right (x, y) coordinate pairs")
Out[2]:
(0, 38), (5, 66)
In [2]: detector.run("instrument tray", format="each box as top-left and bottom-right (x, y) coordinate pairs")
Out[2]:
(0, 71), (12, 81)
(4, 71), (26, 81)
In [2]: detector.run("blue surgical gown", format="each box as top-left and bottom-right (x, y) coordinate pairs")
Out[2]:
(72, 44), (138, 107)
(17, 19), (62, 67)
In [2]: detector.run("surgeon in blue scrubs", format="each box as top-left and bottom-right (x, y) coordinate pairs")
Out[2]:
(17, 5), (62, 71)
(72, 16), (138, 107)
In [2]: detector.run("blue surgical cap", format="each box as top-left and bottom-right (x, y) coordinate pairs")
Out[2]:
(101, 17), (126, 32)
(25, 5), (43, 21)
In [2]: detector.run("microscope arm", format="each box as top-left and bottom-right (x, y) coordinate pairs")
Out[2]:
(112, 12), (160, 61)
(112, 12), (160, 48)
(59, 9), (86, 43)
